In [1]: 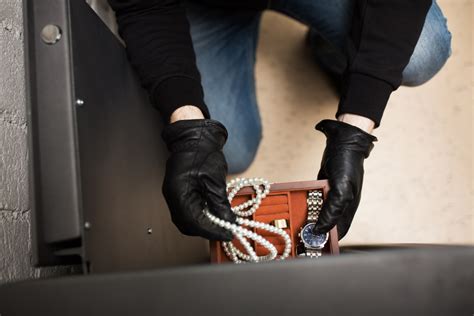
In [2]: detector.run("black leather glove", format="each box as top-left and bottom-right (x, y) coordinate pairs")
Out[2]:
(313, 119), (377, 240)
(161, 119), (236, 241)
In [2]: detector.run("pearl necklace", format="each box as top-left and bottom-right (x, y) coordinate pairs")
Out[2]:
(204, 177), (292, 264)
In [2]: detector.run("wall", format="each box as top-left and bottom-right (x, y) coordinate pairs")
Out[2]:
(0, 0), (35, 284)
(0, 0), (74, 284)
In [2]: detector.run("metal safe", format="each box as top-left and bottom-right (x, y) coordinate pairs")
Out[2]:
(25, 0), (208, 273)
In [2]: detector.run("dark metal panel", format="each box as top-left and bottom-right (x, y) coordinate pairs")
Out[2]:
(1, 247), (473, 315)
(67, 0), (208, 272)
(25, 0), (83, 265)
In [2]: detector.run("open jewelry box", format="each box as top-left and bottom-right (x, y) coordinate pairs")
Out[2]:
(210, 180), (340, 263)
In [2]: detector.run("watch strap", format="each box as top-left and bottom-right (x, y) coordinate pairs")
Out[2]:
(298, 249), (322, 258)
(306, 190), (323, 222)
(298, 190), (325, 258)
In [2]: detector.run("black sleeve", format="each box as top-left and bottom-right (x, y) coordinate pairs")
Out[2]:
(107, 0), (210, 121)
(336, 0), (432, 128)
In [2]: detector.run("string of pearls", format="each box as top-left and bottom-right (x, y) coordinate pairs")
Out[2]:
(204, 177), (292, 264)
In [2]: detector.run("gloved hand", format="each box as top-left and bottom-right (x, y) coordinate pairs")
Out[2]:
(161, 119), (236, 241)
(313, 119), (378, 240)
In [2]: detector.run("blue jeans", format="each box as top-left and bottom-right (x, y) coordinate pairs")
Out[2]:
(185, 0), (452, 174)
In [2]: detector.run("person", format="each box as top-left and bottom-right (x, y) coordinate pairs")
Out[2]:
(107, 0), (451, 241)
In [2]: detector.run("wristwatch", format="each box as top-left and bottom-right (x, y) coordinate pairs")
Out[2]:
(297, 190), (329, 258)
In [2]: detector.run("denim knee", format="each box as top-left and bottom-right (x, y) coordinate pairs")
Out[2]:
(402, 2), (452, 87)
(224, 128), (262, 175)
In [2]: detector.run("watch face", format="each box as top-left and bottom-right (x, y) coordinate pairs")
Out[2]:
(301, 223), (329, 249)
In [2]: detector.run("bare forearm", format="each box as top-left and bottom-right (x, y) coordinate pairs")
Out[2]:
(170, 106), (376, 137)
(170, 105), (205, 123)
(337, 113), (375, 134)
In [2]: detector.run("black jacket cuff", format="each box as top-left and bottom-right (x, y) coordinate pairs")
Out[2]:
(336, 73), (393, 128)
(151, 77), (211, 122)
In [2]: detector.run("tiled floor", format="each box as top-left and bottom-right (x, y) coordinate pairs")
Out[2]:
(238, 0), (473, 245)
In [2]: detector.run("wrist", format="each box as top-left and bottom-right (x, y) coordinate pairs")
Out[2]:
(170, 105), (205, 123)
(316, 119), (377, 159)
(162, 118), (228, 151)
(337, 113), (375, 134)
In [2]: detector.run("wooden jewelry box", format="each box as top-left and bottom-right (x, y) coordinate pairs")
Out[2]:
(210, 180), (339, 263)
